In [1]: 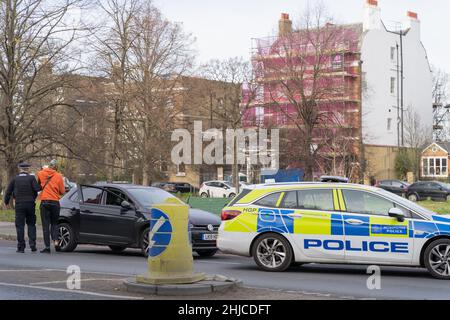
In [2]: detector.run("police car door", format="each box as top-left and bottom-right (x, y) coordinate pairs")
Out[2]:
(288, 188), (345, 261)
(339, 189), (414, 264)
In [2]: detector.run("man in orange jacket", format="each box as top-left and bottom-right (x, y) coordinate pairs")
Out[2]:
(37, 159), (66, 253)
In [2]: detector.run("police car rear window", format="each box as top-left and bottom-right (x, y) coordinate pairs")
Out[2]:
(254, 192), (283, 208)
(227, 188), (252, 206)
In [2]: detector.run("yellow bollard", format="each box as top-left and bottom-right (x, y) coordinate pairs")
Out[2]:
(136, 198), (205, 285)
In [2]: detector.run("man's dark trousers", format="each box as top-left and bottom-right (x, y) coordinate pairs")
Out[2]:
(15, 202), (37, 250)
(40, 200), (60, 249)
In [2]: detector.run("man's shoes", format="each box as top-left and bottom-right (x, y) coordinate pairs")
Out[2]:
(30, 247), (37, 252)
(40, 248), (51, 254)
(16, 248), (25, 253)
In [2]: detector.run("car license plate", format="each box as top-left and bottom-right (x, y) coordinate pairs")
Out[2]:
(202, 234), (218, 241)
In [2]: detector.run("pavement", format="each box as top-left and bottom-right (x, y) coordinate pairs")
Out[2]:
(0, 222), (42, 241)
(0, 237), (450, 300)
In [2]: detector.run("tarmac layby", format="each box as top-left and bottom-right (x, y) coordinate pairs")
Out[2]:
(0, 239), (449, 300)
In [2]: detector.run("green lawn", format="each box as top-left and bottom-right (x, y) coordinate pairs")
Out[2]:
(419, 200), (450, 215)
(0, 208), (41, 224)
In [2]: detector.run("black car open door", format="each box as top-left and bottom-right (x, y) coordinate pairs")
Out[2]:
(77, 185), (136, 245)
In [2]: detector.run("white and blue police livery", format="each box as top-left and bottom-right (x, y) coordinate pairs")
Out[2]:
(218, 183), (450, 279)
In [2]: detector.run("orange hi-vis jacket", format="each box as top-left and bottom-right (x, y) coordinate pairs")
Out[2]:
(37, 168), (65, 201)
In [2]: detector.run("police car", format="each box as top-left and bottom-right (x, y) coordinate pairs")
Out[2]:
(217, 183), (450, 279)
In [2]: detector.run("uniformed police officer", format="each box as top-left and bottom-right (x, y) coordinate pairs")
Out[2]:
(4, 162), (41, 253)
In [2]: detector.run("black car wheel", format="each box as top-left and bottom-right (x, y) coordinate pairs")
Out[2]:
(408, 193), (419, 202)
(252, 233), (293, 272)
(140, 227), (150, 257)
(109, 245), (126, 253)
(196, 249), (218, 257)
(424, 238), (450, 280)
(57, 223), (77, 252)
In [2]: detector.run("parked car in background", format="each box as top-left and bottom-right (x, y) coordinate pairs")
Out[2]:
(152, 182), (198, 194)
(171, 182), (198, 194)
(319, 176), (349, 183)
(57, 184), (221, 257)
(199, 181), (237, 198)
(376, 180), (410, 197)
(64, 177), (76, 193)
(151, 182), (177, 193)
(406, 181), (450, 202)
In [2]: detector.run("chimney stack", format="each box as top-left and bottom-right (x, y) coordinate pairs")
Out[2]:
(279, 13), (292, 37)
(406, 10), (420, 37)
(363, 0), (381, 31)
(407, 11), (418, 20)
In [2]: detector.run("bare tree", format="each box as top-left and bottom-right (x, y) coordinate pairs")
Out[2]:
(94, 0), (142, 181)
(404, 107), (433, 178)
(125, 1), (195, 185)
(431, 66), (450, 142)
(199, 57), (259, 192)
(0, 0), (92, 184)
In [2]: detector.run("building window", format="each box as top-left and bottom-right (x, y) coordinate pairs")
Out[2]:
(255, 107), (265, 126)
(390, 47), (396, 61)
(422, 157), (448, 177)
(176, 164), (186, 177)
(390, 77), (396, 94)
(331, 54), (343, 70)
(387, 118), (392, 131)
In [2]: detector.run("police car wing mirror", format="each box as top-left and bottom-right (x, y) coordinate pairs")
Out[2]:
(388, 208), (405, 222)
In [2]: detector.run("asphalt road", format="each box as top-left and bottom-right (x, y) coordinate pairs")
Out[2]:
(0, 240), (449, 300)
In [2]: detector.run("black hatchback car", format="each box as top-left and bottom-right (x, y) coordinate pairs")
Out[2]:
(376, 180), (410, 197)
(406, 181), (450, 202)
(57, 184), (221, 257)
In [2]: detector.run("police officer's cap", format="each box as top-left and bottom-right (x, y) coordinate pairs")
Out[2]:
(18, 162), (32, 169)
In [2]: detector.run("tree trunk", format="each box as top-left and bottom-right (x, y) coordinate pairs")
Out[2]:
(142, 162), (150, 186)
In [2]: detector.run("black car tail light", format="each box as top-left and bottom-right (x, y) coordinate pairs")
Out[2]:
(221, 209), (242, 221)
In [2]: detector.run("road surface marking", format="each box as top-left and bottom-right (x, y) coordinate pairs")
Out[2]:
(30, 278), (125, 285)
(0, 282), (143, 300)
(196, 260), (243, 265)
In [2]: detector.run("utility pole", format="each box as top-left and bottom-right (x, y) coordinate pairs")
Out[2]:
(400, 31), (404, 147)
(387, 26), (405, 147)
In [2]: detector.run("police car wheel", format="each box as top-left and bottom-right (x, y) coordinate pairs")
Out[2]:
(140, 228), (150, 257)
(109, 245), (126, 253)
(57, 223), (77, 252)
(424, 239), (450, 280)
(229, 193), (236, 198)
(196, 249), (218, 257)
(252, 233), (293, 272)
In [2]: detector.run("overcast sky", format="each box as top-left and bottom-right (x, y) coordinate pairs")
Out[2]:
(153, 0), (449, 73)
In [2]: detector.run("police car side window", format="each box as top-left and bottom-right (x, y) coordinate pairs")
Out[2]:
(342, 190), (395, 216)
(297, 189), (334, 211)
(280, 191), (297, 209)
(254, 192), (283, 208)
